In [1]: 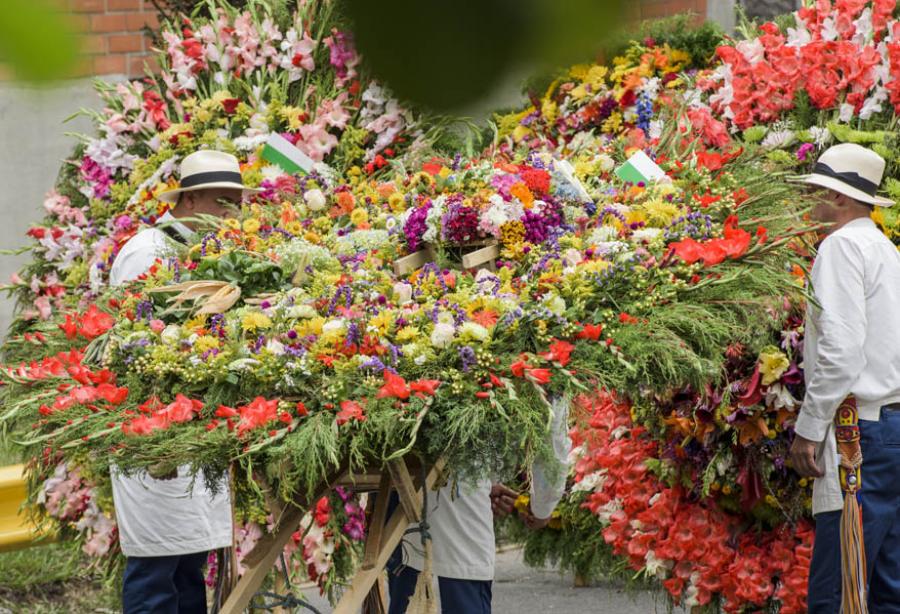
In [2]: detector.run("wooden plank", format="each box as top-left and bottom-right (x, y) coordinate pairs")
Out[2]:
(362, 575), (388, 614)
(386, 458), (421, 524)
(332, 459), (445, 614)
(461, 243), (500, 269)
(362, 473), (391, 570)
(393, 250), (430, 276)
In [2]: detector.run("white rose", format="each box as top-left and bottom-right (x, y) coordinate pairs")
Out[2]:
(322, 319), (345, 334)
(430, 322), (455, 348)
(304, 188), (326, 211)
(288, 304), (317, 319)
(161, 325), (181, 345)
(394, 282), (413, 304)
(459, 322), (489, 341)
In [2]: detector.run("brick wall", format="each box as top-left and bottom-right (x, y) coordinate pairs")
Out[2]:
(631, 0), (708, 22)
(66, 0), (159, 78)
(9, 0), (711, 81)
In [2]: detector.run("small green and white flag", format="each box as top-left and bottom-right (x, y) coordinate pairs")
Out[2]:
(261, 133), (315, 175)
(615, 150), (666, 185)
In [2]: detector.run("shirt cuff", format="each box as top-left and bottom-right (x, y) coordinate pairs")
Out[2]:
(794, 411), (831, 442)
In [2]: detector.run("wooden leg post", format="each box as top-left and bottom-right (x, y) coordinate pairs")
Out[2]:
(332, 458), (445, 614)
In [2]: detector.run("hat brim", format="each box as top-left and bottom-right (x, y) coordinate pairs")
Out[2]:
(157, 182), (263, 204)
(791, 173), (894, 207)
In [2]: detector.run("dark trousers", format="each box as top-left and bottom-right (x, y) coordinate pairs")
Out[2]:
(809, 410), (900, 613)
(122, 551), (208, 614)
(387, 549), (492, 614)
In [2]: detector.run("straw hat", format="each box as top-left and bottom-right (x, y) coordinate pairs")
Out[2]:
(157, 150), (262, 204)
(794, 143), (894, 207)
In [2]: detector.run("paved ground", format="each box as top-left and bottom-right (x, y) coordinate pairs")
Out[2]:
(301, 548), (683, 613)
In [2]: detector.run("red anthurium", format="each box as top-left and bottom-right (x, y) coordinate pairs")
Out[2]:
(376, 371), (410, 400)
(336, 400), (366, 426)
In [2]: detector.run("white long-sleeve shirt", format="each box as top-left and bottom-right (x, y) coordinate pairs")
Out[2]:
(797, 217), (900, 514)
(402, 396), (570, 580)
(108, 215), (234, 557)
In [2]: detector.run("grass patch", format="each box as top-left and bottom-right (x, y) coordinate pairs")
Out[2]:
(0, 542), (118, 613)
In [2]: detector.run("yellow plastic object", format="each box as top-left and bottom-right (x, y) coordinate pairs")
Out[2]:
(0, 464), (48, 552)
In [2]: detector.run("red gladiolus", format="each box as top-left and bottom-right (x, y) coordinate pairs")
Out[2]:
(236, 397), (279, 436)
(576, 323), (603, 341)
(221, 98), (240, 114)
(409, 379), (441, 396)
(510, 356), (529, 378)
(59, 315), (79, 339)
(164, 394), (203, 423)
(543, 339), (574, 366)
(336, 400), (366, 426)
(376, 371), (410, 400)
(79, 305), (115, 339)
(215, 405), (238, 418)
(525, 368), (551, 385)
(314, 496), (331, 526)
(296, 402), (309, 416)
(96, 383), (128, 405)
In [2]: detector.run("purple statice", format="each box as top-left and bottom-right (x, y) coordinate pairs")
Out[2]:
(360, 356), (387, 373)
(345, 321), (361, 347)
(251, 334), (265, 354)
(209, 313), (226, 338)
(403, 202), (432, 251)
(200, 233), (222, 256)
(135, 300), (153, 321)
(458, 346), (476, 372)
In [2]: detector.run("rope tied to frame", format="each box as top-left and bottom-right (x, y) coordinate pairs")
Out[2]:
(835, 396), (868, 614)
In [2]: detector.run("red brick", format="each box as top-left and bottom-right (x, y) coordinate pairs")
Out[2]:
(108, 33), (144, 52)
(127, 54), (155, 77)
(82, 34), (108, 54)
(107, 0), (141, 9)
(93, 54), (128, 75)
(126, 11), (159, 30)
(90, 13), (128, 33)
(69, 0), (104, 12)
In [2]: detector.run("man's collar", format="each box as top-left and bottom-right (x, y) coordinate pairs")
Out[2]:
(157, 211), (195, 242)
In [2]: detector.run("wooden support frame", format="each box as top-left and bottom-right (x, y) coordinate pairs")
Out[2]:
(218, 457), (445, 614)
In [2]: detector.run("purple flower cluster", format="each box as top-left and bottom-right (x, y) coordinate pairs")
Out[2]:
(335, 487), (366, 541)
(441, 202), (480, 244)
(80, 156), (113, 200)
(522, 202), (563, 244)
(403, 202), (431, 251)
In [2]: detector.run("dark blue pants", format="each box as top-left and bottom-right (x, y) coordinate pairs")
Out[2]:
(809, 410), (900, 613)
(387, 551), (492, 614)
(122, 551), (208, 614)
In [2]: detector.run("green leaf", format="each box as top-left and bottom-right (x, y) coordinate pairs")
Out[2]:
(0, 0), (81, 82)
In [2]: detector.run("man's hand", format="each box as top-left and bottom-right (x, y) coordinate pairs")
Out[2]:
(521, 508), (551, 530)
(790, 434), (825, 478)
(490, 483), (518, 518)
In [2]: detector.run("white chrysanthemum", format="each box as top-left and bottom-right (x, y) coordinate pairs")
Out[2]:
(430, 322), (455, 348)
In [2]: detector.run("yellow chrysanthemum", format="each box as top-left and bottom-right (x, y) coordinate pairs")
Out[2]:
(223, 218), (241, 231)
(350, 208), (369, 227)
(284, 220), (303, 235)
(388, 192), (406, 213)
(758, 346), (790, 386)
(295, 317), (325, 337)
(185, 315), (207, 331)
(242, 312), (272, 332)
(194, 335), (220, 354)
(395, 326), (420, 343)
(242, 218), (261, 234)
(369, 310), (393, 334)
(639, 199), (682, 227)
(304, 231), (322, 244)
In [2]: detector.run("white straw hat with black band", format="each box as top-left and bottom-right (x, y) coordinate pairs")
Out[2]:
(157, 150), (262, 204)
(793, 143), (894, 207)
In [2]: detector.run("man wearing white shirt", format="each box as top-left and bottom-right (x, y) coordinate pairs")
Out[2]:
(110, 150), (259, 614)
(387, 395), (570, 613)
(788, 144), (900, 613)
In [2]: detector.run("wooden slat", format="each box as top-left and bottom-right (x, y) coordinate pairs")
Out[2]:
(362, 473), (391, 570)
(332, 459), (446, 614)
(393, 250), (430, 276)
(461, 242), (500, 269)
(219, 465), (344, 614)
(386, 459), (421, 523)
